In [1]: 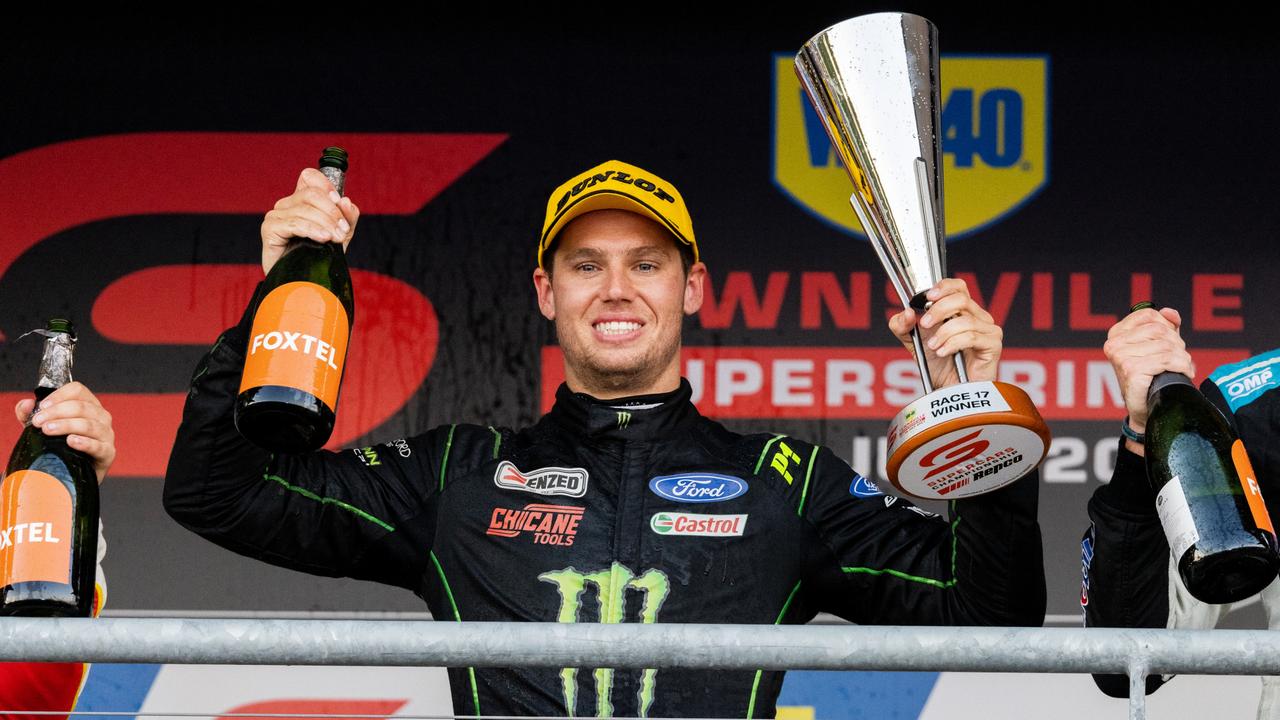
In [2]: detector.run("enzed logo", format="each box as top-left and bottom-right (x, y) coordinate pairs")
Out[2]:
(539, 562), (671, 718)
(486, 503), (583, 546)
(649, 512), (747, 537)
(649, 473), (747, 503)
(493, 460), (588, 498)
(774, 54), (1048, 238)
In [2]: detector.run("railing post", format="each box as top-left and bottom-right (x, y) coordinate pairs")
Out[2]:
(1127, 662), (1148, 720)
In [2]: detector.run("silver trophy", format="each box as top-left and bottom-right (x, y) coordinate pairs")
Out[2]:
(796, 13), (1049, 499)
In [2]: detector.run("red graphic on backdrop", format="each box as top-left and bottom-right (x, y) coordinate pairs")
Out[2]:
(0, 132), (507, 476)
(217, 699), (408, 720)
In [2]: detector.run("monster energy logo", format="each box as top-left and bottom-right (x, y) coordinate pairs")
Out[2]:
(539, 562), (671, 718)
(616, 411), (632, 430)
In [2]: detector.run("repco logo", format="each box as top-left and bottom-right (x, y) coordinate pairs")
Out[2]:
(1227, 367), (1274, 398)
(774, 54), (1048, 238)
(250, 331), (341, 370)
(554, 169), (676, 213)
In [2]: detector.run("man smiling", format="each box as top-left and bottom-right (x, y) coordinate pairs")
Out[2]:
(165, 159), (1045, 718)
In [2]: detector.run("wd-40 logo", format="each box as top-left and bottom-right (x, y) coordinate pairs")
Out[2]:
(493, 460), (588, 498)
(774, 55), (1048, 238)
(539, 562), (671, 718)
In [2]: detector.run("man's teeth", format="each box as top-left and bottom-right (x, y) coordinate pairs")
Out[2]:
(595, 321), (641, 335)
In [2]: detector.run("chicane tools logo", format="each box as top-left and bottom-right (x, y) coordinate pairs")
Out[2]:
(487, 504), (584, 546)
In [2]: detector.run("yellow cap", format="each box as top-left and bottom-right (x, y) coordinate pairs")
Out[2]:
(538, 160), (698, 268)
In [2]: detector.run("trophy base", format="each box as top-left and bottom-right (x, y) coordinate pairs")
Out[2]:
(885, 381), (1050, 500)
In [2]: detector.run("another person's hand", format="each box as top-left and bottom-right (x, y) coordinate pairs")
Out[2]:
(14, 382), (116, 483)
(260, 168), (360, 275)
(1102, 306), (1194, 453)
(888, 278), (1003, 387)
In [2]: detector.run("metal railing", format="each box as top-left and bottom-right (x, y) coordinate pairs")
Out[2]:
(3, 619), (1279, 720)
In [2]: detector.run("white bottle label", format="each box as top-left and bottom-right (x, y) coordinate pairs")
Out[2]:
(1156, 475), (1200, 560)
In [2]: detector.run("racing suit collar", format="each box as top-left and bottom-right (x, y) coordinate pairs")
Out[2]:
(548, 378), (699, 441)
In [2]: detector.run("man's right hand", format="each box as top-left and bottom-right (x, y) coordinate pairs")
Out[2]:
(260, 168), (361, 275)
(1102, 306), (1195, 453)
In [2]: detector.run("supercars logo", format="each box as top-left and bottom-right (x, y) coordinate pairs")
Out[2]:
(487, 504), (584, 546)
(773, 54), (1048, 239)
(649, 473), (747, 503)
(649, 512), (747, 537)
(493, 461), (588, 498)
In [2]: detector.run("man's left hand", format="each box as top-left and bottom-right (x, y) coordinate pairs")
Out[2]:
(16, 382), (116, 484)
(888, 278), (1002, 387)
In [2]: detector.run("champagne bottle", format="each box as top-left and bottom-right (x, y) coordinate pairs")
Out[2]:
(0, 319), (99, 617)
(1140, 310), (1280, 602)
(235, 147), (355, 452)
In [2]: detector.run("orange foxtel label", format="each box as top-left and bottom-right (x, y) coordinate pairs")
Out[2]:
(240, 281), (350, 411)
(1234, 440), (1274, 536)
(0, 469), (72, 586)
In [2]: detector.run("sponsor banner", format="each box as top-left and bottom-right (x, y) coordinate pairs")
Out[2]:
(774, 55), (1048, 238)
(649, 512), (747, 537)
(542, 347), (1246, 420)
(494, 460), (589, 498)
(649, 473), (747, 503)
(487, 503), (583, 546)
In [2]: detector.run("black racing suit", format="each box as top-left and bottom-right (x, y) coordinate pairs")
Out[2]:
(1083, 349), (1280, 714)
(164, 299), (1047, 719)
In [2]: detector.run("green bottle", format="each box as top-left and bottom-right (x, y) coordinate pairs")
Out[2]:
(235, 147), (355, 452)
(0, 319), (99, 617)
(1134, 302), (1280, 603)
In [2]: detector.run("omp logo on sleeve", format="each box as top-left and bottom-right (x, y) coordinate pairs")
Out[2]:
(773, 54), (1048, 238)
(493, 461), (588, 498)
(1211, 349), (1280, 413)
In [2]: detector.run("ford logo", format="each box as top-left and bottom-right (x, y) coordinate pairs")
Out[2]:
(649, 473), (747, 504)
